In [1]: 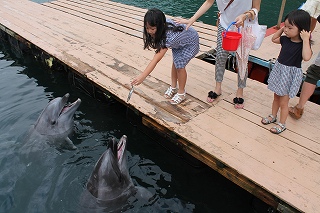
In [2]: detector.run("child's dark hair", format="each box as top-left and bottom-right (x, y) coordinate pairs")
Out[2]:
(143, 8), (184, 53)
(284, 9), (311, 33)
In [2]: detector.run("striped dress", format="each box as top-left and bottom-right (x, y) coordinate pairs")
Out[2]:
(165, 18), (199, 69)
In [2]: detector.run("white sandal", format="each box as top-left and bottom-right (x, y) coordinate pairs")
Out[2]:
(164, 86), (177, 99)
(170, 92), (186, 105)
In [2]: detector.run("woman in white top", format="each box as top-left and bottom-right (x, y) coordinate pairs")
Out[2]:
(301, 0), (320, 31)
(177, 0), (261, 109)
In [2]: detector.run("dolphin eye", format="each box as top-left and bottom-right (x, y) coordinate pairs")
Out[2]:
(51, 120), (56, 125)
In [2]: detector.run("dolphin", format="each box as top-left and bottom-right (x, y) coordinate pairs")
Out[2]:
(80, 135), (153, 212)
(14, 93), (81, 212)
(23, 93), (81, 151)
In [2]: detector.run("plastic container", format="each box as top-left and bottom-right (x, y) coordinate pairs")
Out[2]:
(221, 22), (242, 51)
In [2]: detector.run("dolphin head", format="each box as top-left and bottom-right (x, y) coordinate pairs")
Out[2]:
(34, 93), (81, 136)
(86, 135), (135, 201)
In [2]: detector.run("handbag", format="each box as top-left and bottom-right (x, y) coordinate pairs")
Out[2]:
(246, 9), (267, 50)
(216, 0), (234, 27)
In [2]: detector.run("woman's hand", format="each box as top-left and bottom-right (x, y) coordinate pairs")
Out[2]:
(174, 17), (193, 30)
(234, 14), (247, 28)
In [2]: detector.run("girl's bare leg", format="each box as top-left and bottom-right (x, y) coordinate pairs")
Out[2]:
(176, 67), (187, 94)
(272, 93), (280, 118)
(171, 63), (178, 88)
(279, 95), (290, 124)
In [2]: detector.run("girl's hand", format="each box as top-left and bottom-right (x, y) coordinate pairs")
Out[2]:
(300, 30), (311, 41)
(131, 74), (146, 86)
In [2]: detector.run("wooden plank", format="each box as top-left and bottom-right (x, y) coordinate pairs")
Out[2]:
(175, 104), (320, 212)
(45, 0), (216, 52)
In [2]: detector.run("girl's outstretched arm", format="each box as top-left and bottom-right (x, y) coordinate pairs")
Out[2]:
(131, 48), (168, 86)
(175, 0), (215, 30)
(300, 30), (312, 61)
(271, 26), (284, 44)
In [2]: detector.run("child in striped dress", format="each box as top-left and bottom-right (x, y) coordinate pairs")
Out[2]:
(131, 8), (199, 105)
(261, 9), (312, 134)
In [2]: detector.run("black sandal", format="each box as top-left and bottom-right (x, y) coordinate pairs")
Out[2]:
(207, 91), (221, 103)
(233, 97), (244, 109)
(233, 97), (244, 104)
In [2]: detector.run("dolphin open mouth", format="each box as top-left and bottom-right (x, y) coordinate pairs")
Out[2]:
(59, 98), (81, 117)
(60, 99), (78, 115)
(117, 135), (127, 164)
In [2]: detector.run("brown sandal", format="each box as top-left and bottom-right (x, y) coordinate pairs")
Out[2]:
(289, 104), (304, 120)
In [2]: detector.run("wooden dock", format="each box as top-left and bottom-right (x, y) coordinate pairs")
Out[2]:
(0, 0), (319, 212)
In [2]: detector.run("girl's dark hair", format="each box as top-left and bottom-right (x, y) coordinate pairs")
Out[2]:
(284, 9), (311, 32)
(143, 8), (184, 53)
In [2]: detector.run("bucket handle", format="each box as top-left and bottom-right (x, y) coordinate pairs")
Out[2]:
(223, 21), (240, 37)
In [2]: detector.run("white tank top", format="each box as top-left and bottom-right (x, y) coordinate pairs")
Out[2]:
(217, 0), (253, 29)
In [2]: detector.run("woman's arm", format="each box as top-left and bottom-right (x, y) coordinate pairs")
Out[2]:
(252, 0), (261, 12)
(131, 48), (168, 86)
(175, 0), (215, 30)
(271, 26), (284, 44)
(235, 0), (261, 27)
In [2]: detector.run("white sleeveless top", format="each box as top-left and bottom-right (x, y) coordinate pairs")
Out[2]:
(217, 0), (252, 29)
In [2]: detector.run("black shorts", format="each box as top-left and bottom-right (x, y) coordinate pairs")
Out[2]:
(304, 64), (320, 85)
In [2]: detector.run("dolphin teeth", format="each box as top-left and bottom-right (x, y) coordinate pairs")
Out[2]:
(60, 101), (76, 115)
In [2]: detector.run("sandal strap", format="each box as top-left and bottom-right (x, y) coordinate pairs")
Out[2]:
(268, 114), (276, 120)
(261, 114), (277, 124)
(208, 91), (220, 99)
(237, 98), (244, 104)
(171, 93), (186, 104)
(164, 86), (177, 98)
(277, 122), (286, 129)
(270, 122), (286, 134)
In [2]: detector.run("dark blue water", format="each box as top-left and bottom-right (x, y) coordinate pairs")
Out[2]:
(1, 0), (305, 212)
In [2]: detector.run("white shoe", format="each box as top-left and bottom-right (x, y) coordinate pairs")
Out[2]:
(170, 92), (186, 105)
(164, 86), (177, 99)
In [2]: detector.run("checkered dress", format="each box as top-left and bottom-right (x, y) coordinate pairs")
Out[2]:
(267, 61), (303, 98)
(165, 19), (199, 69)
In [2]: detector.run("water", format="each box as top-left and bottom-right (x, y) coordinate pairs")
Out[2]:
(33, 0), (305, 27)
(0, 0), (305, 212)
(112, 0), (305, 27)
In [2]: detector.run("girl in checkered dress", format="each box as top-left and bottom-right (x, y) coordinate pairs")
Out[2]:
(131, 8), (199, 105)
(261, 10), (312, 134)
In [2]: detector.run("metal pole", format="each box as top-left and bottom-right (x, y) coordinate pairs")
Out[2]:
(277, 0), (287, 29)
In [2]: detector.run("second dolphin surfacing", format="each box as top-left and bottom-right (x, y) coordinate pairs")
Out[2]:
(80, 135), (153, 212)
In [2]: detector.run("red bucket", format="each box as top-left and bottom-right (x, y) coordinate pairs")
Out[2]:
(221, 31), (242, 51)
(221, 22), (242, 51)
